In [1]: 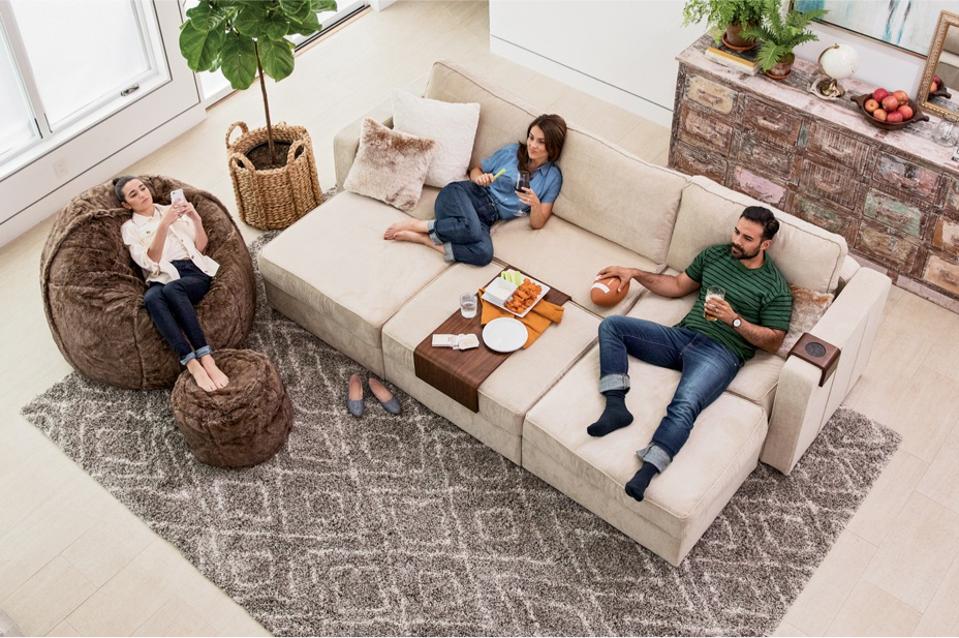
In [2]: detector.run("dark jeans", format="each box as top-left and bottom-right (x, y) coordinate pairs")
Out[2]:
(597, 316), (742, 471)
(428, 180), (499, 266)
(143, 260), (212, 365)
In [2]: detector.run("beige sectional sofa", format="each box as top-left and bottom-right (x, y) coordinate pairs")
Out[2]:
(258, 60), (891, 565)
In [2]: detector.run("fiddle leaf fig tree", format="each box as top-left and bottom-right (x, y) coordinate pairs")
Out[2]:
(180, 0), (335, 165)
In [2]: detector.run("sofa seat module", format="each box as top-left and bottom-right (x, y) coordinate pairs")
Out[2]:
(258, 191), (451, 377)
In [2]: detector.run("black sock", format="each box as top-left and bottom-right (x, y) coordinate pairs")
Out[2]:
(587, 390), (633, 437)
(625, 463), (660, 502)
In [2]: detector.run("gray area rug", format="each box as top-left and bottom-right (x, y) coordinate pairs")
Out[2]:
(22, 235), (901, 636)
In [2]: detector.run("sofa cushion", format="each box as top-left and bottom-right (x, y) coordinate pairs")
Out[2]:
(408, 185), (440, 221)
(550, 132), (687, 263)
(492, 215), (662, 317)
(523, 345), (766, 554)
(425, 61), (538, 174)
(424, 60), (687, 264)
(343, 118), (436, 212)
(393, 91), (481, 188)
(667, 176), (847, 293)
(626, 284), (784, 415)
(382, 262), (601, 445)
(258, 191), (450, 375)
(777, 285), (834, 357)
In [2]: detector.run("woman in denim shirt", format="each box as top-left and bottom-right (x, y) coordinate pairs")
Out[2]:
(384, 114), (566, 265)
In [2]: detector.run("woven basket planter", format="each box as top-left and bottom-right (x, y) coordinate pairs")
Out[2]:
(226, 121), (323, 230)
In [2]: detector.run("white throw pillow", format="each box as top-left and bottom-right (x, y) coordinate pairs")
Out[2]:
(393, 91), (480, 188)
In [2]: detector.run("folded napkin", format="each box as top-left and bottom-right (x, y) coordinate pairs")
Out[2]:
(479, 289), (564, 348)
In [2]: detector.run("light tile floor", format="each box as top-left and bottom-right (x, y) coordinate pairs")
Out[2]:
(1, 1), (957, 635)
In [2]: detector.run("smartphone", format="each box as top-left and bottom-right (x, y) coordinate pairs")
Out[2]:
(170, 189), (186, 205)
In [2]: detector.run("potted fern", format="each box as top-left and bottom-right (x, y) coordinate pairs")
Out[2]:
(682, 0), (771, 52)
(179, 0), (333, 229)
(742, 4), (826, 80)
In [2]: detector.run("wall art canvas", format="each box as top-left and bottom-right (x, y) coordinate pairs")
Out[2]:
(795, 0), (959, 56)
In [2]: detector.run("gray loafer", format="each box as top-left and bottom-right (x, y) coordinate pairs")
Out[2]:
(379, 397), (402, 415)
(347, 373), (364, 417)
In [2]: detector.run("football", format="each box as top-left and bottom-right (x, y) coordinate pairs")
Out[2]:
(590, 277), (629, 307)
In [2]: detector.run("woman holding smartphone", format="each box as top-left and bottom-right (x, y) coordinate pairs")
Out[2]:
(115, 176), (228, 393)
(384, 113), (567, 266)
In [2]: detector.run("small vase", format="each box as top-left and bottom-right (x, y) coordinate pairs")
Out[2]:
(765, 53), (795, 81)
(722, 23), (758, 52)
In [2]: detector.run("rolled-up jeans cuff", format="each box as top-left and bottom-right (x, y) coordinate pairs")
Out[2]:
(636, 443), (671, 472)
(442, 242), (455, 262)
(427, 220), (442, 245)
(599, 373), (630, 393)
(179, 351), (198, 366)
(195, 345), (212, 358)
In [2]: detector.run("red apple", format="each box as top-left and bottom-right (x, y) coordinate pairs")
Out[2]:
(864, 98), (880, 113)
(931, 80), (940, 93)
(934, 74), (943, 84)
(873, 87), (890, 101)
(898, 104), (914, 120)
(873, 109), (888, 122)
(893, 90), (909, 105)
(882, 95), (901, 111)
(886, 111), (904, 123)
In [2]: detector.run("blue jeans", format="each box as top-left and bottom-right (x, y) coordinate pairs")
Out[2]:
(427, 181), (499, 266)
(143, 260), (213, 365)
(597, 316), (742, 471)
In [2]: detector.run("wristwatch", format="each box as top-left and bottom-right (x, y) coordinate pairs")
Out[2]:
(732, 316), (742, 329)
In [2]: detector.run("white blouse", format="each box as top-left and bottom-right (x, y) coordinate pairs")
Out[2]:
(121, 204), (220, 285)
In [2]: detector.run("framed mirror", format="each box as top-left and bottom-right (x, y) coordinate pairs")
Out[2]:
(920, 10), (959, 122)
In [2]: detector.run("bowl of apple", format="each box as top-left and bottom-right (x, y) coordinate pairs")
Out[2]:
(853, 88), (929, 130)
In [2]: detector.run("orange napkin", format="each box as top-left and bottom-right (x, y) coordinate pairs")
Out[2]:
(479, 289), (565, 348)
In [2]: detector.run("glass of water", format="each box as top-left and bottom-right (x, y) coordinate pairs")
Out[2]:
(704, 286), (725, 322)
(460, 293), (477, 319)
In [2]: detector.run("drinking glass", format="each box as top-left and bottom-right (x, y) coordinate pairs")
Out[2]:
(459, 292), (477, 319)
(704, 286), (725, 322)
(516, 171), (531, 192)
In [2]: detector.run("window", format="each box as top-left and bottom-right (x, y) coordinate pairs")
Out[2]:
(183, 0), (369, 103)
(0, 24), (37, 164)
(0, 0), (168, 176)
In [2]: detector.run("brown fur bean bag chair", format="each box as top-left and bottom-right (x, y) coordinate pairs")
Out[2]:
(40, 176), (256, 389)
(171, 349), (293, 468)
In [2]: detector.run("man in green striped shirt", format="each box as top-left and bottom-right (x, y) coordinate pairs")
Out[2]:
(588, 206), (793, 502)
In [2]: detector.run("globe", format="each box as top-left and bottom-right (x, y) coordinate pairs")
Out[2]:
(816, 43), (859, 98)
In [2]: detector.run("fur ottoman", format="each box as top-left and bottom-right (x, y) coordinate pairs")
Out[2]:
(40, 175), (256, 389)
(171, 349), (293, 468)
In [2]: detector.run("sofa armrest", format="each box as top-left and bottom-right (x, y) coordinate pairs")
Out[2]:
(762, 266), (891, 474)
(333, 100), (393, 189)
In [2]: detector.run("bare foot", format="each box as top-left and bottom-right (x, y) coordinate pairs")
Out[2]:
(200, 355), (229, 389)
(384, 218), (429, 239)
(348, 373), (363, 401)
(186, 359), (217, 392)
(392, 230), (444, 254)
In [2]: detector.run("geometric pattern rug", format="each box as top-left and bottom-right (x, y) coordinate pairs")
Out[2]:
(21, 235), (901, 636)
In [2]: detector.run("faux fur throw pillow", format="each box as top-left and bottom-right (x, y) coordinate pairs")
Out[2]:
(776, 285), (834, 358)
(344, 118), (436, 212)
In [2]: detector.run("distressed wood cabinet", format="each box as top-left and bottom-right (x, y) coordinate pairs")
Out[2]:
(671, 36), (959, 312)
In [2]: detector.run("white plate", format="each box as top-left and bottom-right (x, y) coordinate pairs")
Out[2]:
(482, 317), (528, 353)
(481, 273), (550, 318)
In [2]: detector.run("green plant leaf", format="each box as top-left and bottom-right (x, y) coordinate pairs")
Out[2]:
(258, 38), (295, 81)
(184, 1), (222, 32)
(234, 1), (270, 38)
(179, 21), (225, 72)
(221, 33), (258, 89)
(287, 11), (321, 35)
(280, 0), (312, 22)
(263, 9), (292, 39)
(312, 0), (337, 12)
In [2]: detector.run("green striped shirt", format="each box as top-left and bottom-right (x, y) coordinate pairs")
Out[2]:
(678, 244), (792, 362)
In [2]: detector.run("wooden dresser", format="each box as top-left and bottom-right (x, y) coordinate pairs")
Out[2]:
(670, 35), (959, 312)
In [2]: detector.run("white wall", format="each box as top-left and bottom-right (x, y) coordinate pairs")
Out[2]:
(490, 0), (929, 127)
